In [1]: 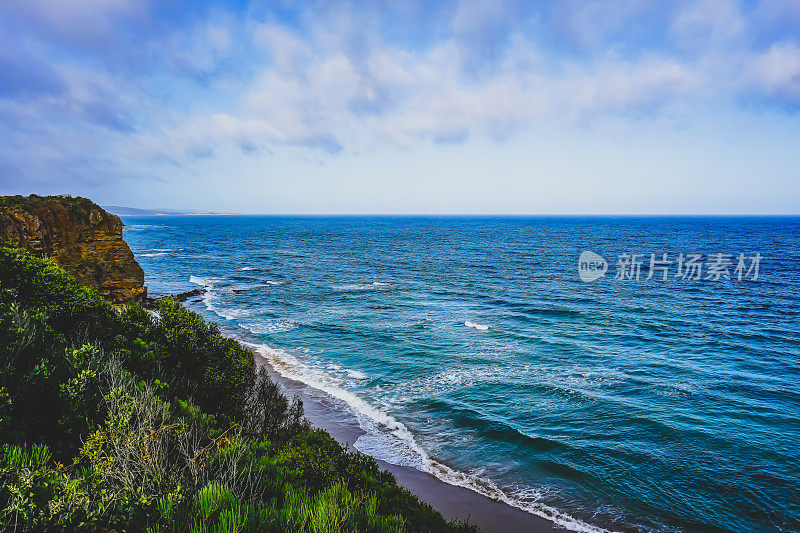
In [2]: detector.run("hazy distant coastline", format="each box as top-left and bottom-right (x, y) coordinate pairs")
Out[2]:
(104, 205), (234, 216)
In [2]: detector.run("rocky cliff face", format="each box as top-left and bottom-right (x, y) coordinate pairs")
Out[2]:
(0, 195), (146, 302)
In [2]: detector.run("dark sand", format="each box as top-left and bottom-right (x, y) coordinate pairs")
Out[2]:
(256, 357), (562, 533)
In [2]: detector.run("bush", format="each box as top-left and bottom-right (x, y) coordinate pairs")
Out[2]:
(247, 366), (309, 441)
(0, 245), (476, 532)
(115, 297), (256, 424)
(0, 245), (118, 343)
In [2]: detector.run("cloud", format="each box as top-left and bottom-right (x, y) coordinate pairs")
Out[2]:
(160, 19), (704, 153)
(0, 0), (147, 49)
(742, 42), (800, 107)
(670, 0), (747, 47)
(1, 0), (800, 193)
(166, 10), (241, 81)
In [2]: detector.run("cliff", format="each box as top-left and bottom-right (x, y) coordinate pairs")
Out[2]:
(0, 195), (146, 302)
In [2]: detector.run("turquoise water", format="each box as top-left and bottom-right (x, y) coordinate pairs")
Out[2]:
(123, 216), (800, 532)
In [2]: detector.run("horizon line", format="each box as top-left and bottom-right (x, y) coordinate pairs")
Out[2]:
(112, 211), (800, 218)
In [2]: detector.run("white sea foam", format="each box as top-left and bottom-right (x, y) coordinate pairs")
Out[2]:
(189, 275), (251, 320)
(324, 364), (367, 381)
(241, 266), (257, 271)
(240, 319), (295, 335)
(140, 252), (169, 257)
(465, 320), (489, 330)
(189, 275), (219, 315)
(125, 224), (165, 230)
(245, 341), (612, 533)
(189, 275), (215, 288)
(346, 369), (368, 379)
(265, 280), (284, 286)
(332, 282), (393, 291)
(213, 306), (251, 320)
(352, 416), (429, 470)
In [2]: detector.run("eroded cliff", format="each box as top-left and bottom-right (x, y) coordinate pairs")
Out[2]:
(0, 195), (146, 302)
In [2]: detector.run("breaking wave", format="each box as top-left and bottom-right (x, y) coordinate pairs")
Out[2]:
(245, 342), (611, 533)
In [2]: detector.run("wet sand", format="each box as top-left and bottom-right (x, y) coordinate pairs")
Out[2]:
(256, 356), (562, 533)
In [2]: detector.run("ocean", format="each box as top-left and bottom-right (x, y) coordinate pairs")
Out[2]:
(122, 215), (800, 532)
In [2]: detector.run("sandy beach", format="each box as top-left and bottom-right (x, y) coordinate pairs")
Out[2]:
(255, 354), (562, 533)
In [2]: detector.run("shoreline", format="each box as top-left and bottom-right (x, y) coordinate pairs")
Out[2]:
(251, 350), (564, 533)
(174, 282), (609, 533)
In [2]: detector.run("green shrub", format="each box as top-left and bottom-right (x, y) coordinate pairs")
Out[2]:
(248, 366), (309, 441)
(0, 246), (118, 343)
(0, 245), (476, 532)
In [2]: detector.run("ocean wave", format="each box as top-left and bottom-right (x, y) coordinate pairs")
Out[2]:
(346, 369), (368, 379)
(124, 224), (166, 230)
(465, 320), (489, 330)
(189, 275), (252, 320)
(189, 275), (217, 288)
(245, 341), (611, 533)
(392, 365), (629, 408)
(241, 266), (257, 271)
(240, 319), (295, 335)
(138, 248), (185, 257)
(332, 282), (394, 291)
(324, 364), (368, 381)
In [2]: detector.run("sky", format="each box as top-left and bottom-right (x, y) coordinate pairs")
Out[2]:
(1, 0), (799, 214)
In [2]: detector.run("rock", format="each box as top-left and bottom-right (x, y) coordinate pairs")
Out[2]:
(173, 287), (205, 302)
(0, 194), (147, 303)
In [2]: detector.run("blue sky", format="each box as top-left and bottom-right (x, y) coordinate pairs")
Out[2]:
(1, 0), (799, 214)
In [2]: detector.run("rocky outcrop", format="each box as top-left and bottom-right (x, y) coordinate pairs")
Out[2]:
(0, 195), (146, 302)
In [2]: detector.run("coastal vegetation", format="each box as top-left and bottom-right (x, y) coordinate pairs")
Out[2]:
(0, 244), (475, 532)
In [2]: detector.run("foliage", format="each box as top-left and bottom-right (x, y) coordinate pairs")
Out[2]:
(247, 366), (309, 441)
(0, 194), (97, 219)
(0, 246), (118, 343)
(0, 244), (476, 532)
(115, 297), (256, 423)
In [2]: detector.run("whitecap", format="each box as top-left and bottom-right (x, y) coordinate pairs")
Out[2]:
(188, 275), (251, 320)
(332, 282), (394, 291)
(240, 319), (295, 335)
(465, 320), (489, 331)
(124, 224), (166, 230)
(241, 266), (257, 271)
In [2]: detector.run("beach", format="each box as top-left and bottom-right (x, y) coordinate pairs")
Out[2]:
(254, 353), (562, 533)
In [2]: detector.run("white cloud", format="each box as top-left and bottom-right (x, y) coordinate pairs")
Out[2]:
(1, 0), (147, 47)
(742, 42), (800, 102)
(671, 0), (747, 46)
(3, 0), (800, 192)
(149, 19), (710, 157)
